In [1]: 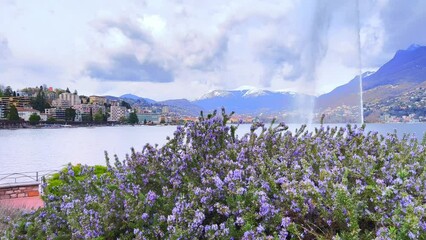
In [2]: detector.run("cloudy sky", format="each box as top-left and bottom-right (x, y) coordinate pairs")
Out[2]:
(0, 0), (425, 100)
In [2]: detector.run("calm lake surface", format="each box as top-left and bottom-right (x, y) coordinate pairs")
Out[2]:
(1, 124), (425, 174)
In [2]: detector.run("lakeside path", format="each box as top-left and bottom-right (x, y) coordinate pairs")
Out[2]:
(0, 197), (43, 210)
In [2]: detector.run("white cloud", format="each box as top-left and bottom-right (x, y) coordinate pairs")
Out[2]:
(138, 15), (167, 37)
(0, 0), (424, 99)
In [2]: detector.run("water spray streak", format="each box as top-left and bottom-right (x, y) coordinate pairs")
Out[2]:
(356, 0), (364, 124)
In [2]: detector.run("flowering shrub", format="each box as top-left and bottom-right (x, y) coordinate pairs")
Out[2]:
(0, 206), (23, 234)
(46, 164), (108, 196)
(5, 109), (426, 239)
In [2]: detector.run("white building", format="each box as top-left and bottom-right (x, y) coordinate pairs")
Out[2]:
(39, 113), (48, 121)
(52, 92), (80, 108)
(108, 105), (128, 122)
(16, 107), (41, 121)
(162, 106), (170, 114)
(60, 92), (80, 106)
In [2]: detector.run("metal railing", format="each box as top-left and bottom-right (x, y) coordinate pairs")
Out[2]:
(0, 170), (59, 186)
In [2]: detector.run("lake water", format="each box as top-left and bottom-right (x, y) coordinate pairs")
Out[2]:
(0, 124), (425, 174)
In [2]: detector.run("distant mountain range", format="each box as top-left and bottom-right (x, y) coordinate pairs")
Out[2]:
(115, 44), (426, 121)
(192, 89), (313, 114)
(317, 44), (426, 110)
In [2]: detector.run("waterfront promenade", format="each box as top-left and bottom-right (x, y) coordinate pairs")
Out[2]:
(0, 170), (56, 210)
(0, 196), (43, 210)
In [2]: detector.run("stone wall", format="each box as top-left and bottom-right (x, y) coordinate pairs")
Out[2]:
(0, 183), (40, 200)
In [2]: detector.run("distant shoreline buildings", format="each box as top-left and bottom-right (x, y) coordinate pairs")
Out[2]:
(1, 84), (424, 125)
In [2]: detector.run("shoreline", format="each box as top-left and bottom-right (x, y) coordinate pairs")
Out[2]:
(2, 121), (426, 131)
(0, 122), (180, 130)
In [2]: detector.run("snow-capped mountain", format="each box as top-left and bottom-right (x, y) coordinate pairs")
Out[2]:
(192, 89), (313, 114)
(197, 90), (231, 100)
(242, 88), (267, 97)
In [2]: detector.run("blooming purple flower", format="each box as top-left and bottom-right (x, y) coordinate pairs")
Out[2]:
(213, 175), (224, 189)
(259, 202), (270, 216)
(281, 217), (291, 228)
(257, 224), (265, 233)
(146, 190), (157, 205)
(8, 112), (426, 239)
(235, 217), (244, 226)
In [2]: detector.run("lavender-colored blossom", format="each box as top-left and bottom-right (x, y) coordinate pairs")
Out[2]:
(235, 217), (244, 226)
(146, 190), (157, 205)
(408, 231), (417, 239)
(213, 175), (224, 189)
(259, 202), (271, 216)
(243, 230), (255, 239)
(8, 111), (426, 239)
(281, 217), (291, 228)
(257, 224), (265, 233)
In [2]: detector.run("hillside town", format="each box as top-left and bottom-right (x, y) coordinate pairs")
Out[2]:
(0, 85), (192, 126)
(318, 85), (426, 123)
(0, 85), (255, 127)
(364, 85), (426, 123)
(1, 83), (425, 127)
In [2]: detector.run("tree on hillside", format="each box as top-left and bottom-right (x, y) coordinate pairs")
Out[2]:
(120, 101), (132, 109)
(29, 113), (41, 125)
(7, 105), (20, 122)
(65, 108), (76, 122)
(55, 88), (66, 95)
(21, 87), (37, 96)
(4, 86), (13, 97)
(128, 111), (139, 124)
(31, 87), (50, 112)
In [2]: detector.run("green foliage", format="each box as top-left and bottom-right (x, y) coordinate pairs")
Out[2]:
(5, 110), (426, 239)
(127, 111), (139, 124)
(7, 105), (20, 122)
(65, 108), (76, 122)
(28, 113), (41, 125)
(45, 164), (108, 197)
(31, 87), (50, 112)
(93, 109), (105, 123)
(120, 100), (131, 109)
(0, 205), (23, 233)
(47, 117), (56, 123)
(119, 116), (127, 123)
(3, 86), (13, 97)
